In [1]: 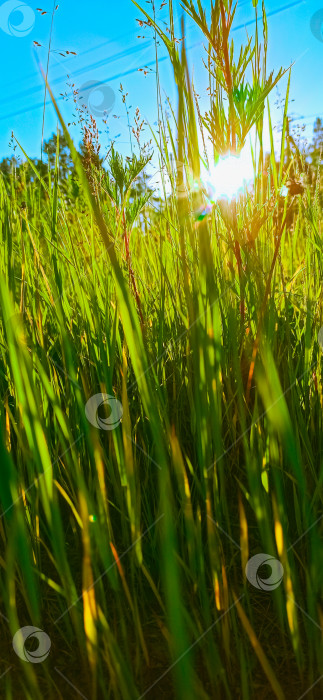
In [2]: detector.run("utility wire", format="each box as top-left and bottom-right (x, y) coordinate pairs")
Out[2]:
(0, 0), (309, 129)
(0, 0), (306, 115)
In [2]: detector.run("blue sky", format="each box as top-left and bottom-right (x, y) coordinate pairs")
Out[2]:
(0, 0), (322, 161)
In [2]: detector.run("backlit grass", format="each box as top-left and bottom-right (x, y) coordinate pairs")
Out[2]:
(0, 2), (322, 698)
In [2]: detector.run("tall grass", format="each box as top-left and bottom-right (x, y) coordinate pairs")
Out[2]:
(0, 1), (322, 698)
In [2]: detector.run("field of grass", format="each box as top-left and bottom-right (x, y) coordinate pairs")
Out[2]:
(0, 1), (322, 698)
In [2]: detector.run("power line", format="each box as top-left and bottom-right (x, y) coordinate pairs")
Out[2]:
(233, 0), (305, 33)
(0, 0), (305, 114)
(0, 0), (251, 95)
(0, 0), (309, 127)
(1, 1), (208, 108)
(0, 29), (142, 93)
(0, 48), (179, 123)
(0, 40), (153, 108)
(0, 3), (191, 102)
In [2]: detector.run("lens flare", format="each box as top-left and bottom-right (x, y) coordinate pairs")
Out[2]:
(201, 148), (254, 202)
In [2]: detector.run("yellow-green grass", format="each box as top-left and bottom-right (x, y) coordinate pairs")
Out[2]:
(0, 2), (322, 698)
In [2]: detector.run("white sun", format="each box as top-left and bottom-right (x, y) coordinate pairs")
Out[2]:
(201, 147), (254, 201)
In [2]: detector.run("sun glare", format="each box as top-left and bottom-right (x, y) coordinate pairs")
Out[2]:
(201, 147), (254, 201)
